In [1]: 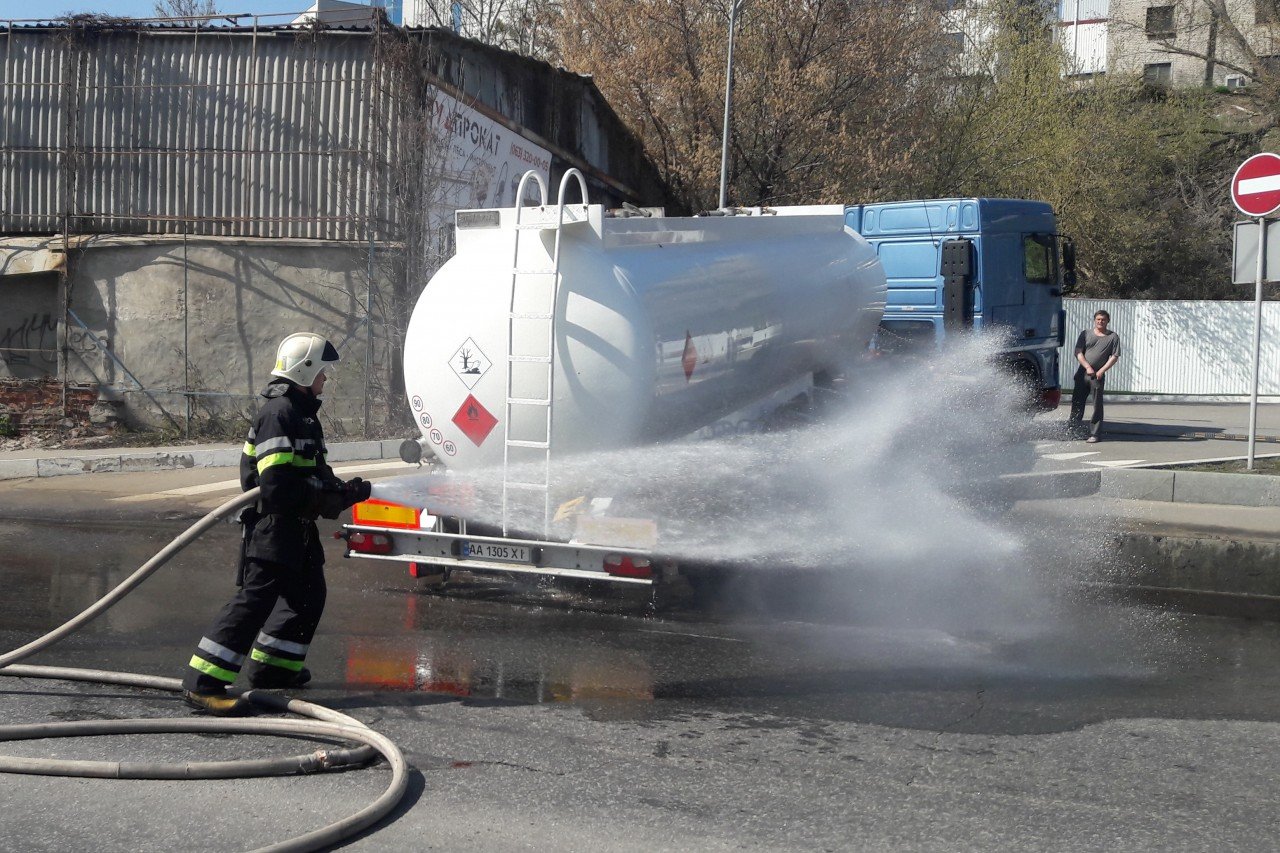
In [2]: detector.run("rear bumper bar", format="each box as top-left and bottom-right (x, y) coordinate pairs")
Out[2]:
(340, 524), (656, 586)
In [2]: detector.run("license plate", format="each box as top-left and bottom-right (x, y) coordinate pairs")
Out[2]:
(460, 541), (532, 563)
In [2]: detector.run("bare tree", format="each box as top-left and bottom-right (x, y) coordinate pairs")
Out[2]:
(352, 27), (459, 435)
(555, 0), (944, 212)
(153, 0), (221, 18)
(410, 0), (560, 57)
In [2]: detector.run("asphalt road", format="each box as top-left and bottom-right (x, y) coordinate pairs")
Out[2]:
(3, 467), (1280, 851)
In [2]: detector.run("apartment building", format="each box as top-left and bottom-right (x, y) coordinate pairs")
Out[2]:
(1105, 1), (1279, 88)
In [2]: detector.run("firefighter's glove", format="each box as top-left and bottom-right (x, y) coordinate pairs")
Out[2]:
(342, 477), (372, 509)
(303, 477), (348, 520)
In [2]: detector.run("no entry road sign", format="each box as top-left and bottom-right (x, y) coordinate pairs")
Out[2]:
(1232, 152), (1280, 217)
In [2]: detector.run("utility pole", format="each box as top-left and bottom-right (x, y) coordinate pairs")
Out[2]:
(717, 0), (743, 210)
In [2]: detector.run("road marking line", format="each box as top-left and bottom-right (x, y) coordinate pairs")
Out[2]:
(332, 461), (409, 474)
(637, 629), (748, 643)
(110, 460), (408, 503)
(1040, 451), (1100, 460)
(1138, 451), (1280, 466)
(1084, 459), (1148, 468)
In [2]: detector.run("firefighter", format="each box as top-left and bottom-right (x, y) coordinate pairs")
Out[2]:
(181, 332), (372, 715)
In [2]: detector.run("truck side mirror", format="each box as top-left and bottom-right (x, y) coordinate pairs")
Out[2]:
(1061, 237), (1077, 292)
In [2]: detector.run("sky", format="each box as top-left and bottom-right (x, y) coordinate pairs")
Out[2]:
(0, 0), (333, 22)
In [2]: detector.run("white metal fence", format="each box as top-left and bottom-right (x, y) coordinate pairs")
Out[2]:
(1060, 299), (1280, 396)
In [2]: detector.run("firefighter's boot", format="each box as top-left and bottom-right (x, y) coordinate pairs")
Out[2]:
(247, 665), (312, 690)
(183, 689), (249, 717)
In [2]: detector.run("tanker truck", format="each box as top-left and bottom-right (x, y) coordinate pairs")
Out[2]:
(338, 170), (887, 587)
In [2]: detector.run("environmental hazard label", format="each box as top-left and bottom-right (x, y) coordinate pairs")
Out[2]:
(452, 394), (498, 447)
(682, 331), (697, 381)
(450, 338), (491, 389)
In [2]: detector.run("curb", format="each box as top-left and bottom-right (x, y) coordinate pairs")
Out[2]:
(1002, 466), (1280, 509)
(0, 439), (407, 481)
(1099, 467), (1280, 507)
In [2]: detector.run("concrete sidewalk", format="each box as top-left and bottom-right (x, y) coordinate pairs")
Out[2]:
(0, 438), (405, 480)
(1062, 400), (1280, 443)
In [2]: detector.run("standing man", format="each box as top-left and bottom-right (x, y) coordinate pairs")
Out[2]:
(1068, 310), (1122, 443)
(182, 333), (372, 715)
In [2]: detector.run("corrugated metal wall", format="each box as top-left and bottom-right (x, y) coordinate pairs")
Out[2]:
(1060, 299), (1280, 395)
(0, 26), (394, 240)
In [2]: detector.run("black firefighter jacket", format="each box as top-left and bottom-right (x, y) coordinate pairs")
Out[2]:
(240, 379), (342, 570)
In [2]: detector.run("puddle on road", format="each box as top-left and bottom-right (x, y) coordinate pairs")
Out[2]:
(321, 580), (1280, 735)
(343, 635), (655, 704)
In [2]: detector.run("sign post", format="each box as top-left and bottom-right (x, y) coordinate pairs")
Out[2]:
(1231, 153), (1280, 469)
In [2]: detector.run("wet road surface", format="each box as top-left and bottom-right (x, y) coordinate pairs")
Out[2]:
(3, 511), (1280, 850)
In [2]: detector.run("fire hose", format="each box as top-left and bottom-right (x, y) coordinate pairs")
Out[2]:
(0, 486), (409, 853)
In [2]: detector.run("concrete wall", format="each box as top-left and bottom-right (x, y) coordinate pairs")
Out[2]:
(0, 272), (60, 380)
(0, 235), (390, 437)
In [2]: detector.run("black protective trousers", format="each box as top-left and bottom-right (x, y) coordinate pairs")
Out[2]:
(182, 522), (327, 693)
(1069, 366), (1105, 437)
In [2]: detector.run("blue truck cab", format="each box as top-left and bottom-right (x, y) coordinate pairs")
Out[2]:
(846, 198), (1070, 410)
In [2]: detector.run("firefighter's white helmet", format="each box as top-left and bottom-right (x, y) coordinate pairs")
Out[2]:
(271, 333), (340, 387)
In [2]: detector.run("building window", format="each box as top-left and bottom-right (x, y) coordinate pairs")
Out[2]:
(1143, 62), (1173, 86)
(1259, 0), (1280, 25)
(1145, 5), (1175, 38)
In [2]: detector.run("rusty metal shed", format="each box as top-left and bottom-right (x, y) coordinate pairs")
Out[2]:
(0, 18), (674, 241)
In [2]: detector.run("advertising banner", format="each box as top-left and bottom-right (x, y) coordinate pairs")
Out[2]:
(429, 88), (554, 212)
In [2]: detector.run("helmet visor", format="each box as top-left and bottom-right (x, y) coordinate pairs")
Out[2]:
(320, 340), (340, 363)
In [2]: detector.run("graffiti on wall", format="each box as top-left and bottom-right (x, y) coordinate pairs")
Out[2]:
(0, 313), (58, 378)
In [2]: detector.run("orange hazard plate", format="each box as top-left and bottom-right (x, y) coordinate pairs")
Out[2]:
(352, 499), (421, 529)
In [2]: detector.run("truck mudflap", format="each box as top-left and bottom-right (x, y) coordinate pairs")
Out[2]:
(340, 500), (660, 586)
(1038, 385), (1062, 412)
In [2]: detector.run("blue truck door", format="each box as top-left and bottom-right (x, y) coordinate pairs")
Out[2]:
(988, 231), (1056, 341)
(872, 237), (944, 351)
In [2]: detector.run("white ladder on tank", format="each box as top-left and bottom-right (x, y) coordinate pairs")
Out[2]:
(501, 168), (590, 536)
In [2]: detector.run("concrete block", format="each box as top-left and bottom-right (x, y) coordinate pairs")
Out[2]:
(192, 448), (241, 468)
(119, 452), (195, 472)
(37, 455), (121, 477)
(327, 440), (382, 462)
(1172, 470), (1280, 507)
(1115, 531), (1280, 598)
(0, 458), (39, 480)
(380, 439), (404, 459)
(1099, 468), (1175, 502)
(999, 469), (1101, 500)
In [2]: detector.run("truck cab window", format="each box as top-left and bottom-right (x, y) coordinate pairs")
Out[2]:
(1023, 234), (1055, 283)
